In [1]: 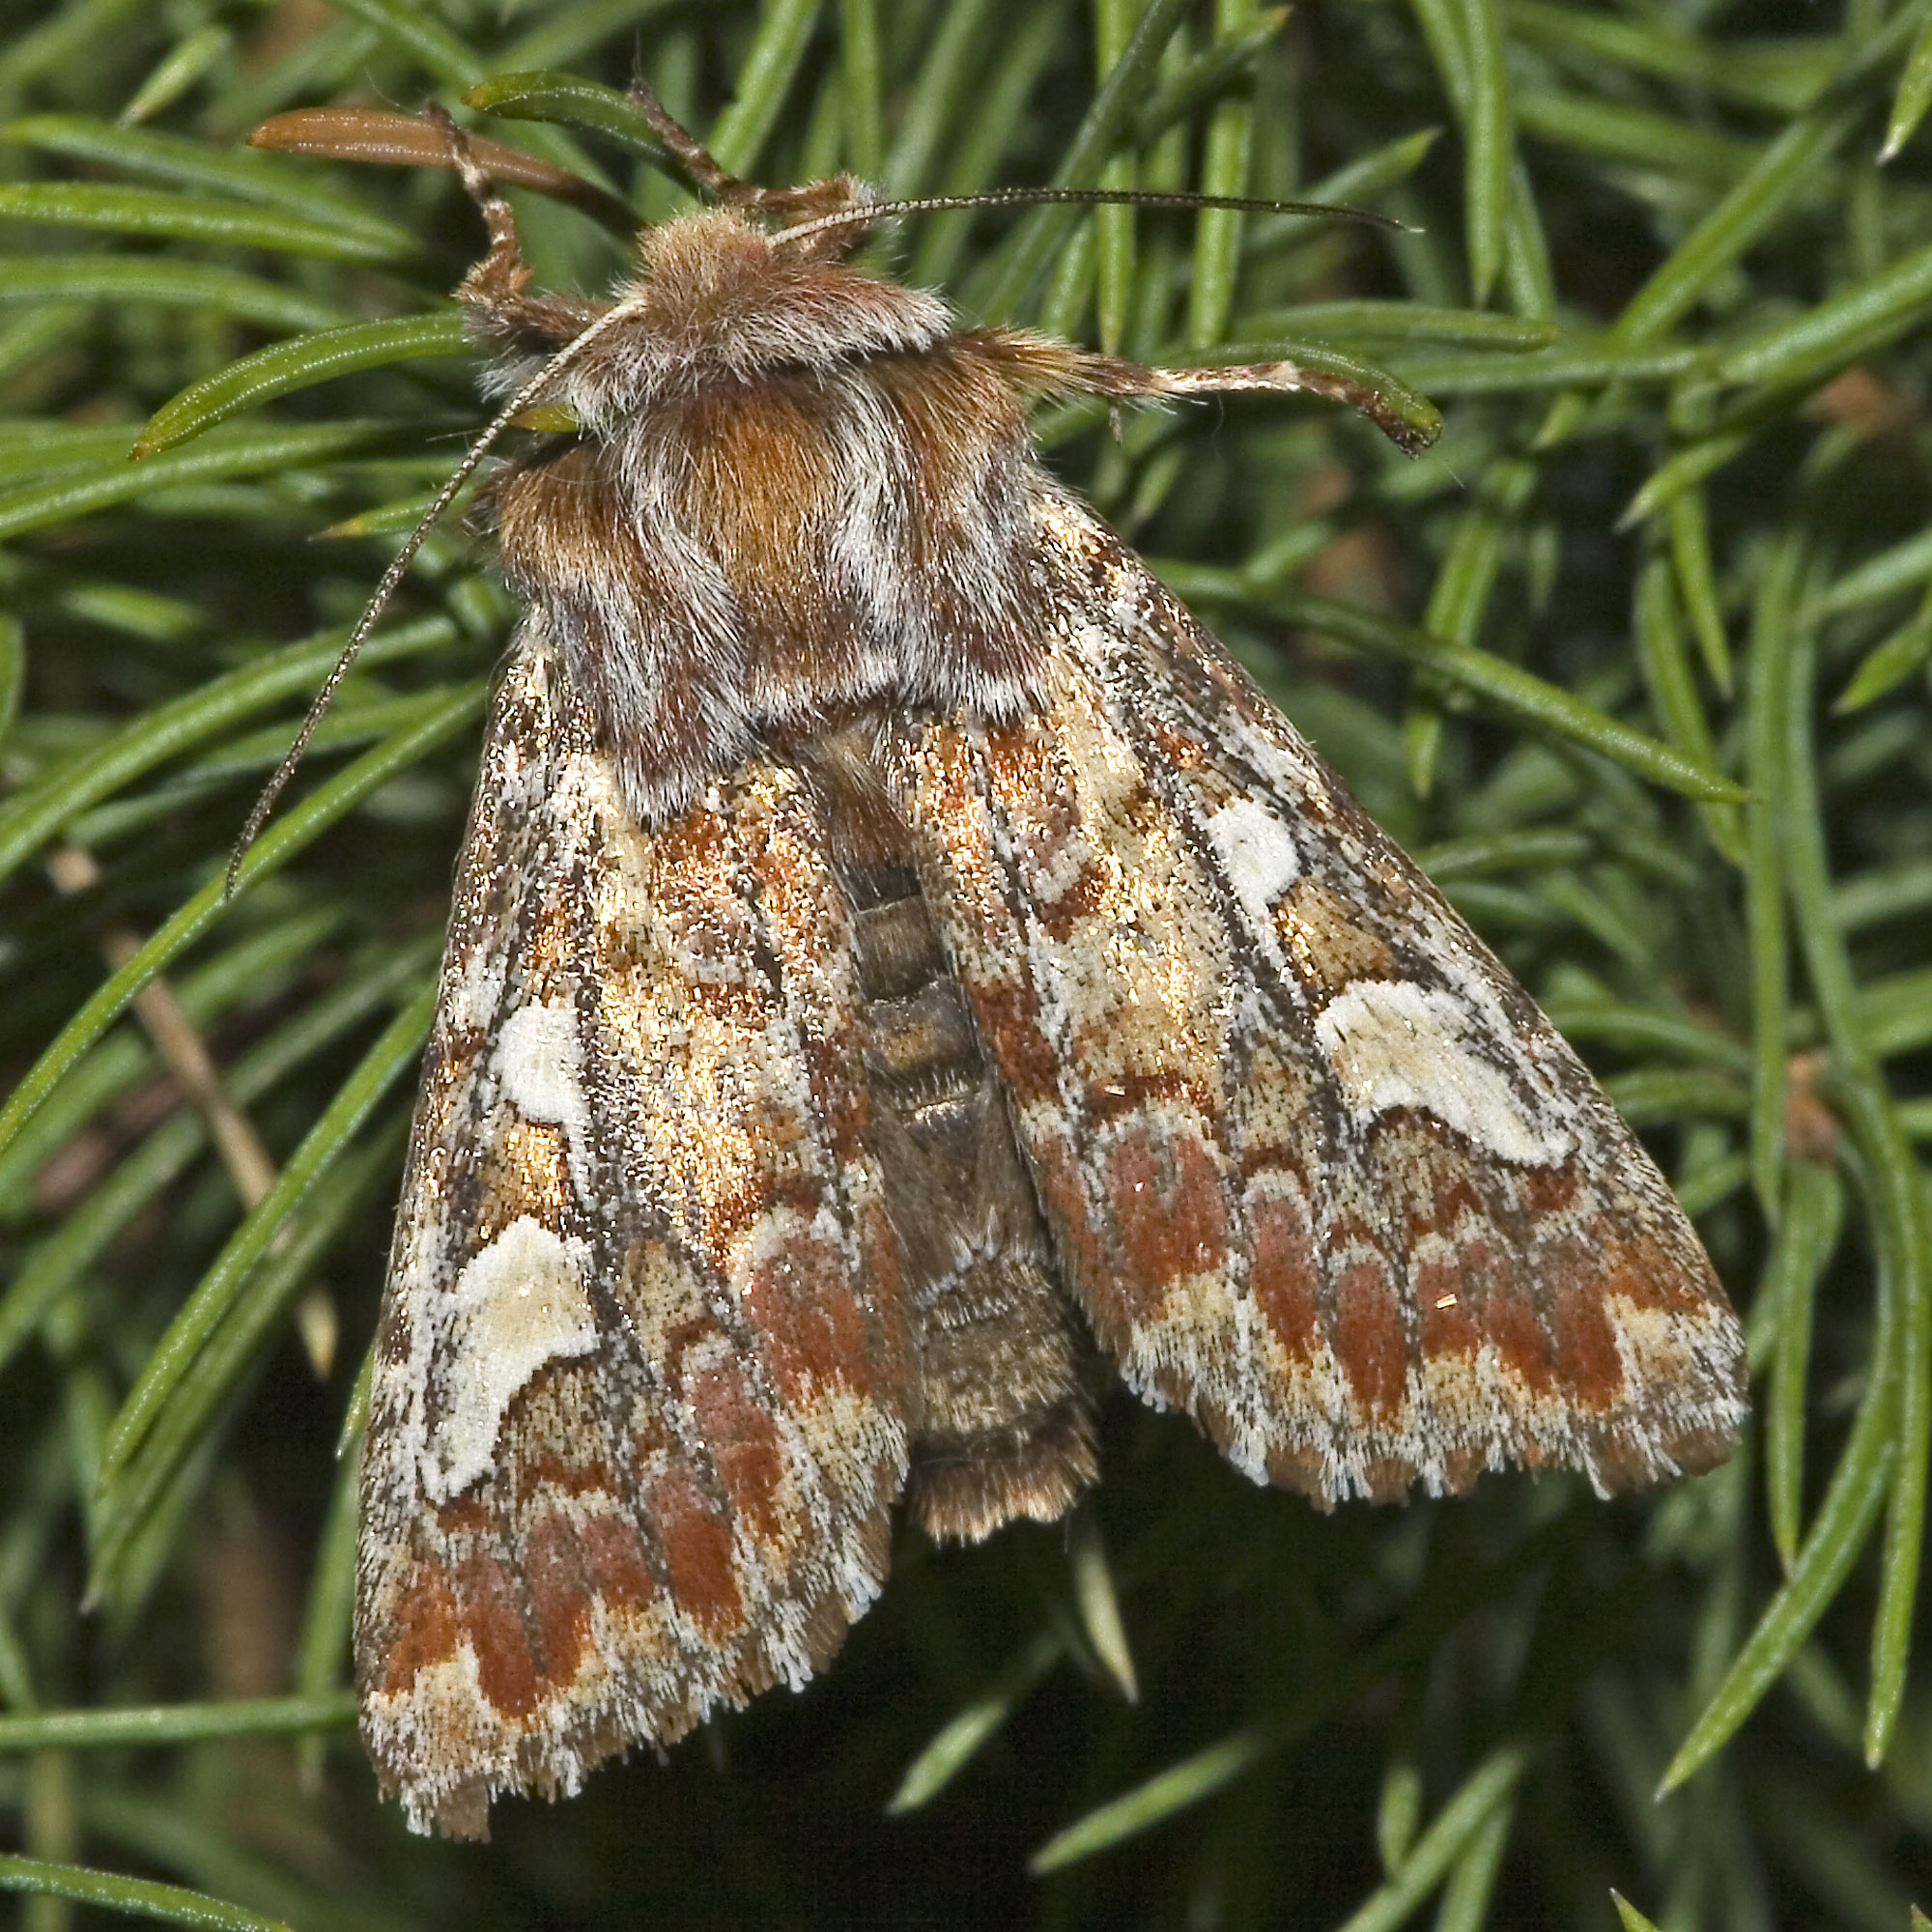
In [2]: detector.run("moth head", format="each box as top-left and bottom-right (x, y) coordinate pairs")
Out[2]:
(572, 87), (951, 399)
(579, 198), (948, 411)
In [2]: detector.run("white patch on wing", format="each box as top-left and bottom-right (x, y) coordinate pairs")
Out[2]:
(450, 947), (508, 1036)
(1315, 980), (1574, 1166)
(423, 1216), (598, 1499)
(1205, 795), (1301, 925)
(1224, 714), (1324, 802)
(495, 1000), (584, 1128)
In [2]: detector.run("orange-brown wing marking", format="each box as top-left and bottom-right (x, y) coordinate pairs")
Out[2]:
(357, 620), (910, 1837)
(893, 488), (1744, 1510)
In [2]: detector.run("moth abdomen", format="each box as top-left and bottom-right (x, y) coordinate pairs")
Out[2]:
(808, 723), (1096, 1542)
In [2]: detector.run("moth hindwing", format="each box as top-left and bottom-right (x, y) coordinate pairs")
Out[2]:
(274, 94), (1747, 1837)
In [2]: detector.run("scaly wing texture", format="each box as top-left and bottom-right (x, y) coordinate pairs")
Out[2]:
(357, 623), (911, 1837)
(892, 489), (1745, 1508)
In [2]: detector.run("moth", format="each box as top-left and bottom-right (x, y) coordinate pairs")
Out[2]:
(251, 90), (1746, 1839)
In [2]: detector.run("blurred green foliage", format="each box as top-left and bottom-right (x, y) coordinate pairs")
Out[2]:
(1, 0), (1930, 1925)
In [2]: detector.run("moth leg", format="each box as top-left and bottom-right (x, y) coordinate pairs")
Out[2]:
(1150, 361), (1436, 456)
(1062, 347), (1439, 457)
(623, 80), (869, 238)
(418, 103), (602, 347)
(419, 103), (528, 301)
(627, 80), (752, 202)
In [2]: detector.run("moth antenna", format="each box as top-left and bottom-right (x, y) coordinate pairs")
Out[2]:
(773, 185), (1411, 252)
(224, 289), (657, 898)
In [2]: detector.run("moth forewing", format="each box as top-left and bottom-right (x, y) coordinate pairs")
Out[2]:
(359, 630), (915, 1838)
(887, 489), (1743, 1507)
(262, 97), (1744, 1837)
